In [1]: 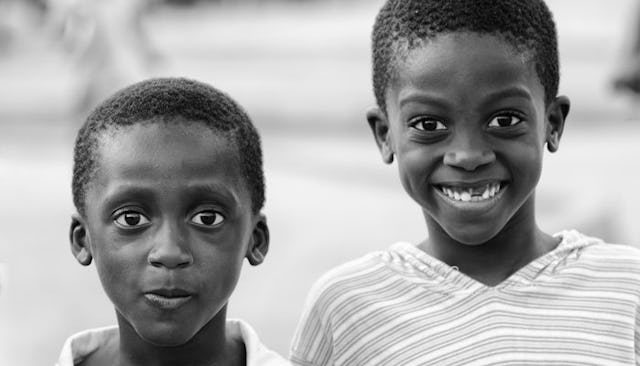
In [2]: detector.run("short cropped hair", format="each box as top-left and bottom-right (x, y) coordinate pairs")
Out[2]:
(72, 77), (265, 215)
(372, 0), (559, 112)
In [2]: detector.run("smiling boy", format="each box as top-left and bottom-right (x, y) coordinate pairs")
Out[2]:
(290, 0), (640, 365)
(57, 77), (289, 366)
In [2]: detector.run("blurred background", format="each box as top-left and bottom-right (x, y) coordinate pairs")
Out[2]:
(1, 0), (640, 364)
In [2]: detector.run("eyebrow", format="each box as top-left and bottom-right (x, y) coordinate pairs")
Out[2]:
(482, 87), (534, 105)
(182, 182), (241, 206)
(398, 91), (451, 109)
(399, 86), (534, 109)
(100, 185), (155, 210)
(101, 182), (241, 210)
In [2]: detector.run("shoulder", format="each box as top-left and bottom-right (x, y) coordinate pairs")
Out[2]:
(227, 319), (291, 366)
(55, 326), (118, 366)
(306, 247), (402, 299)
(561, 230), (640, 259)
(300, 244), (419, 317)
(290, 249), (403, 363)
(558, 230), (640, 275)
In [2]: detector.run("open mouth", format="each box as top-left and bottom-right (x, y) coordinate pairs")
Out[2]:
(436, 182), (504, 203)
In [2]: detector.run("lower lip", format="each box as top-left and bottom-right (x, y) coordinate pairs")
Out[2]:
(435, 185), (507, 212)
(144, 293), (192, 310)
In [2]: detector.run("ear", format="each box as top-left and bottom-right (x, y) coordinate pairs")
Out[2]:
(70, 214), (93, 266)
(246, 214), (269, 266)
(545, 95), (570, 153)
(366, 107), (394, 164)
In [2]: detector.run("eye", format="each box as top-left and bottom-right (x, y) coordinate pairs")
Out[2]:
(114, 211), (150, 228)
(190, 210), (224, 227)
(409, 117), (447, 132)
(487, 114), (523, 128)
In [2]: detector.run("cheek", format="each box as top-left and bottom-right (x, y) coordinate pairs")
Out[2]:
(397, 147), (438, 179)
(396, 147), (437, 193)
(507, 140), (544, 184)
(94, 244), (143, 303)
(87, 225), (146, 301)
(522, 136), (545, 165)
(196, 259), (243, 321)
(196, 245), (246, 301)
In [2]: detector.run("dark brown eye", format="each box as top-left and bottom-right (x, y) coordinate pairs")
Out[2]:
(190, 211), (224, 227)
(114, 211), (150, 228)
(410, 117), (446, 131)
(125, 213), (140, 226)
(488, 114), (522, 128)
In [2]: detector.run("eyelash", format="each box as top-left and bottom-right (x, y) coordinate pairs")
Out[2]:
(408, 111), (525, 131)
(408, 116), (447, 132)
(113, 209), (151, 229)
(112, 208), (225, 230)
(487, 111), (525, 128)
(190, 210), (225, 227)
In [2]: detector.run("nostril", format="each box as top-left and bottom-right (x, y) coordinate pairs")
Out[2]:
(149, 259), (163, 268)
(177, 259), (192, 268)
(147, 245), (193, 269)
(444, 150), (495, 171)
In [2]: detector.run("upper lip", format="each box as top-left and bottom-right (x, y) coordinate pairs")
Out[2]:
(146, 288), (194, 297)
(434, 179), (506, 188)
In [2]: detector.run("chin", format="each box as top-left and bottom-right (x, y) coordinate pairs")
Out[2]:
(135, 323), (198, 347)
(443, 224), (503, 246)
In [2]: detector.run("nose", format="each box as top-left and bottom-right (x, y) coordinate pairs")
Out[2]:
(148, 221), (193, 269)
(443, 133), (495, 171)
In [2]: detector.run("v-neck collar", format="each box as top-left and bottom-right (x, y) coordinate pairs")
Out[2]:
(390, 230), (599, 292)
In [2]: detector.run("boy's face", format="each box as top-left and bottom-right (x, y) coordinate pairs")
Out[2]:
(70, 120), (268, 346)
(368, 32), (568, 245)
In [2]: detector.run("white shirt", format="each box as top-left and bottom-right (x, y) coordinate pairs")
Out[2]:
(56, 319), (290, 366)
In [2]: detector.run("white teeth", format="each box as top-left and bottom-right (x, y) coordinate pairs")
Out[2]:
(460, 192), (471, 202)
(440, 183), (502, 202)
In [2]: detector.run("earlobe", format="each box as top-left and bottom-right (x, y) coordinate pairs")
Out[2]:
(246, 214), (269, 266)
(546, 95), (570, 153)
(70, 214), (93, 266)
(366, 107), (394, 164)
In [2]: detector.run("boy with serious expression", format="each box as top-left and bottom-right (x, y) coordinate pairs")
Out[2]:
(290, 1), (640, 365)
(57, 78), (290, 366)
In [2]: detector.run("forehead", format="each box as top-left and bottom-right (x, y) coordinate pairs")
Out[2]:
(389, 32), (542, 104)
(89, 120), (248, 206)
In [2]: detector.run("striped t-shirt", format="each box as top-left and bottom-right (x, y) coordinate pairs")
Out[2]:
(290, 231), (640, 366)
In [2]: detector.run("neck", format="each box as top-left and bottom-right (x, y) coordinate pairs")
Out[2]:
(420, 199), (559, 286)
(115, 306), (243, 366)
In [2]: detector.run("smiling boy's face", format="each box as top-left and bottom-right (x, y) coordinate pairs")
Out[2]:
(368, 32), (568, 245)
(70, 120), (268, 346)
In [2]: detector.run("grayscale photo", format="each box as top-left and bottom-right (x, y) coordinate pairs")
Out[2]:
(1, 0), (640, 365)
